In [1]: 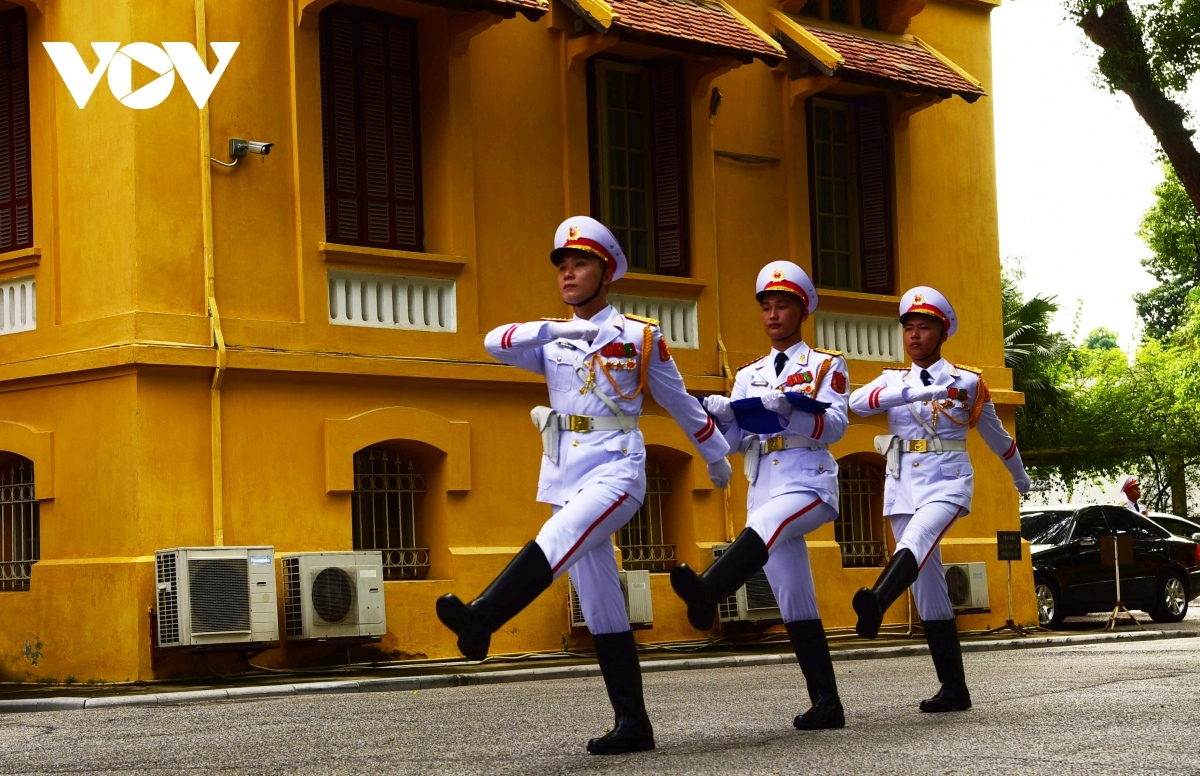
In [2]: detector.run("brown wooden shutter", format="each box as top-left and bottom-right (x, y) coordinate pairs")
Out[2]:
(648, 60), (689, 276)
(0, 9), (31, 253)
(320, 7), (422, 252)
(855, 95), (893, 295)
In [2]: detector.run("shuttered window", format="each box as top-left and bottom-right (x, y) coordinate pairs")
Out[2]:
(0, 9), (31, 254)
(807, 95), (893, 295)
(320, 6), (423, 252)
(798, 0), (881, 29)
(589, 58), (689, 276)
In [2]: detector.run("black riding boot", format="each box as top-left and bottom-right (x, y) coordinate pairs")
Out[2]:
(786, 619), (845, 730)
(852, 548), (918, 639)
(587, 631), (655, 755)
(670, 529), (769, 630)
(919, 618), (972, 712)
(435, 541), (553, 661)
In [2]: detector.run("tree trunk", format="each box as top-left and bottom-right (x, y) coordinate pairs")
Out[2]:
(1078, 2), (1200, 215)
(1170, 458), (1189, 518)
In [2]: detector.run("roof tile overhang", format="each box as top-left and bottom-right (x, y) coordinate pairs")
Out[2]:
(567, 0), (784, 64)
(769, 11), (985, 102)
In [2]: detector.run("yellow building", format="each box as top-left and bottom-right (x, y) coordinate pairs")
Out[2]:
(0, 0), (1033, 683)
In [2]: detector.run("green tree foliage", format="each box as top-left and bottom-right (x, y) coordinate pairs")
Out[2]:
(1001, 264), (1073, 443)
(1084, 327), (1120, 350)
(1133, 167), (1200, 339)
(1066, 1), (1200, 213)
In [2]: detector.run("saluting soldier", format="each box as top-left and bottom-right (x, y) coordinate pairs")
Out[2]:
(671, 261), (850, 730)
(848, 287), (1030, 712)
(1120, 476), (1148, 515)
(437, 216), (733, 755)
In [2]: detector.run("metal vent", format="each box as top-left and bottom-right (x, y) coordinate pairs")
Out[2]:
(743, 570), (779, 611)
(712, 544), (740, 621)
(156, 553), (180, 646)
(312, 567), (355, 624)
(282, 557), (302, 638)
(945, 564), (970, 607)
(187, 558), (251, 634)
(568, 578), (586, 629)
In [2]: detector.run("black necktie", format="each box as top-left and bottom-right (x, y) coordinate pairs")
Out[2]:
(920, 369), (933, 386)
(775, 352), (788, 376)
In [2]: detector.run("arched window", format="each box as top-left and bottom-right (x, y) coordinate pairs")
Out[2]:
(616, 462), (675, 571)
(351, 446), (429, 580)
(835, 453), (886, 567)
(0, 453), (37, 591)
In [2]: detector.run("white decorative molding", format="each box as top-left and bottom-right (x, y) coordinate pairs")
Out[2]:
(0, 276), (35, 335)
(328, 270), (456, 333)
(814, 312), (903, 362)
(610, 294), (698, 349)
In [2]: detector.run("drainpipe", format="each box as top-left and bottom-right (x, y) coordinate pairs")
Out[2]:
(195, 0), (226, 546)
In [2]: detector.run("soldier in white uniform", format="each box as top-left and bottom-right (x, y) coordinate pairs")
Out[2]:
(436, 216), (732, 755)
(1120, 476), (1148, 515)
(671, 261), (850, 730)
(848, 287), (1030, 712)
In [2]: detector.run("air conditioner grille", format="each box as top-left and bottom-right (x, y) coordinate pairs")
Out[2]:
(945, 564), (970, 607)
(743, 570), (779, 611)
(188, 558), (251, 634)
(156, 553), (180, 645)
(283, 557), (302, 638)
(312, 567), (355, 623)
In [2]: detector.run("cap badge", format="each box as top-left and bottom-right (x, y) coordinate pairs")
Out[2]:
(568, 225), (580, 240)
(913, 293), (924, 304)
(772, 269), (784, 281)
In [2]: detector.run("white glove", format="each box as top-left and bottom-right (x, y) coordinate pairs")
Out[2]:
(1014, 473), (1031, 495)
(707, 457), (733, 489)
(703, 395), (735, 424)
(545, 320), (599, 342)
(760, 390), (793, 419)
(902, 385), (949, 403)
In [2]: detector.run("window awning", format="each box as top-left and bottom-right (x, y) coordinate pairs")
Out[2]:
(769, 11), (985, 103)
(566, 0), (784, 64)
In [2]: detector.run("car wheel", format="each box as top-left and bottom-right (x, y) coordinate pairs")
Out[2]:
(1150, 570), (1189, 623)
(1034, 575), (1064, 629)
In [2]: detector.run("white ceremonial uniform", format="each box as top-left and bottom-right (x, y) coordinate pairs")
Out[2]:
(485, 304), (730, 633)
(716, 341), (848, 622)
(1124, 499), (1148, 516)
(849, 358), (1030, 620)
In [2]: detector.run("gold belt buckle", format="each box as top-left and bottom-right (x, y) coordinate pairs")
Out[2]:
(765, 437), (786, 453)
(569, 415), (591, 433)
(909, 439), (928, 453)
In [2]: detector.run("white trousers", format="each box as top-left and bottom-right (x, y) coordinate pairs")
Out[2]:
(746, 491), (838, 623)
(888, 501), (964, 622)
(535, 482), (642, 636)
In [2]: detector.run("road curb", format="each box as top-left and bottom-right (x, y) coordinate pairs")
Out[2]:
(2, 628), (1192, 715)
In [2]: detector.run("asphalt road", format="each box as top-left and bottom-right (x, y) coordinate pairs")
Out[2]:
(3, 636), (1199, 775)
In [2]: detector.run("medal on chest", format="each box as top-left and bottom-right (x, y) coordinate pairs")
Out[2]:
(600, 341), (639, 370)
(784, 370), (816, 395)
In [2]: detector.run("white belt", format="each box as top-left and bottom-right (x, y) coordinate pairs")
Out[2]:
(555, 414), (639, 433)
(754, 436), (828, 454)
(900, 439), (966, 453)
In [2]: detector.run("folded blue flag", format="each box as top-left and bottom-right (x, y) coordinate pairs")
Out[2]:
(730, 393), (830, 435)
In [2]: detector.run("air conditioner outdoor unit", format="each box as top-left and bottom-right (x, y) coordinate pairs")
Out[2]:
(281, 551), (386, 640)
(568, 569), (653, 630)
(944, 561), (990, 612)
(155, 546), (279, 648)
(713, 544), (783, 623)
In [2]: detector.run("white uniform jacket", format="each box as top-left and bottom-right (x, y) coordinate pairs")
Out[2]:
(1124, 499), (1148, 516)
(719, 342), (849, 513)
(485, 305), (730, 507)
(848, 358), (1029, 516)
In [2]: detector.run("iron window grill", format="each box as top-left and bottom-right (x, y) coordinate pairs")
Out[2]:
(0, 456), (36, 591)
(616, 464), (675, 572)
(352, 447), (429, 580)
(835, 457), (887, 567)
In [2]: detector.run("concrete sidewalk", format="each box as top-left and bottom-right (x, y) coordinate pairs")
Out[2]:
(2, 628), (1191, 715)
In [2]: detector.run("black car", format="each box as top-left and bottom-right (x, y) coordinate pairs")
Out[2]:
(1148, 512), (1200, 543)
(1020, 505), (1200, 628)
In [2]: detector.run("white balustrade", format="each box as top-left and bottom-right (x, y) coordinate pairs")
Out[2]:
(0, 276), (35, 335)
(814, 312), (903, 362)
(328, 270), (456, 333)
(609, 294), (698, 349)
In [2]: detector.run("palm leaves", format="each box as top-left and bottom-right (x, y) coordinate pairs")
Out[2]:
(1004, 292), (1071, 418)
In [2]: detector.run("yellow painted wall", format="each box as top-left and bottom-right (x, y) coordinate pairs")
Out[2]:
(0, 0), (1031, 683)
